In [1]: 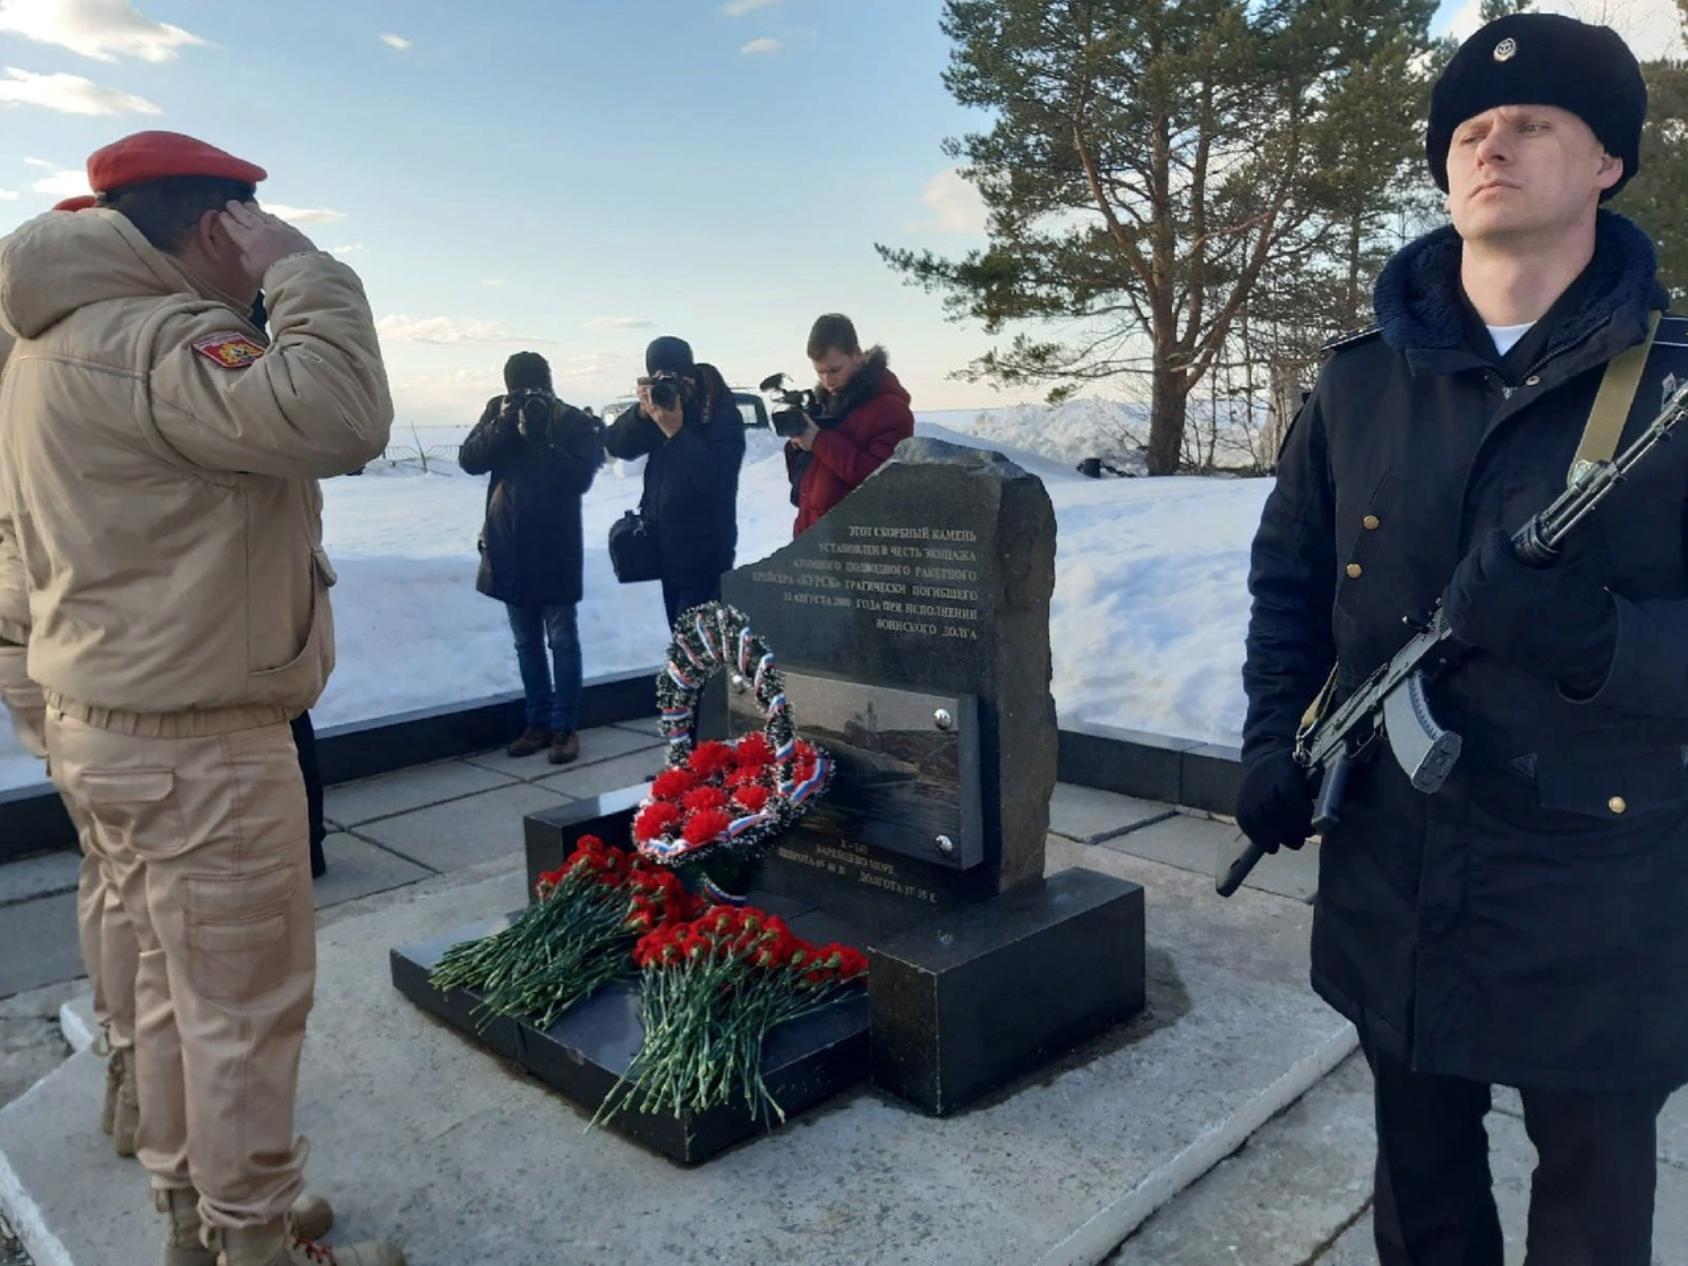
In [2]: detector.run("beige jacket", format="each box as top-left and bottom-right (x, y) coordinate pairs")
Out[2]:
(0, 325), (24, 646)
(0, 209), (392, 735)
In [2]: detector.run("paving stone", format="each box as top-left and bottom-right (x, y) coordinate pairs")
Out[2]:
(1493, 1083), (1688, 1178)
(0, 894), (84, 1001)
(312, 834), (434, 911)
(533, 748), (664, 801)
(1047, 782), (1174, 845)
(0, 982), (80, 1112)
(2, 847), (1356, 1266)
(354, 783), (574, 874)
(1106, 1052), (1376, 1264)
(461, 725), (663, 783)
(0, 853), (79, 909)
(609, 716), (664, 739)
(1101, 811), (1321, 904)
(325, 760), (516, 828)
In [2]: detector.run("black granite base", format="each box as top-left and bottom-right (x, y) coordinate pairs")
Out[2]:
(391, 921), (869, 1165)
(868, 868), (1146, 1114)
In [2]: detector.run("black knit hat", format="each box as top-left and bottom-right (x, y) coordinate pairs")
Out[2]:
(645, 335), (695, 376)
(1427, 13), (1646, 201)
(503, 351), (551, 392)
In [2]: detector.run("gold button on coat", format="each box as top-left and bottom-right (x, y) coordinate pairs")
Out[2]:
(1363, 515), (1381, 530)
(1609, 796), (1628, 815)
(1346, 563), (1364, 579)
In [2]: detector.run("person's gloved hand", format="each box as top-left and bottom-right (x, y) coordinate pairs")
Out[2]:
(1442, 529), (1616, 692)
(1236, 749), (1314, 854)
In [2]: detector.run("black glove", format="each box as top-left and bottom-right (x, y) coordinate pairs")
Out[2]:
(1442, 528), (1616, 692)
(1236, 749), (1314, 854)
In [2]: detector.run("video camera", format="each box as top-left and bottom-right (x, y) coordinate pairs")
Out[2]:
(759, 372), (821, 439)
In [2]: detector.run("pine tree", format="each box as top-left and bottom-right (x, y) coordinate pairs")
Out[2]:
(880, 0), (1437, 474)
(1613, 3), (1687, 305)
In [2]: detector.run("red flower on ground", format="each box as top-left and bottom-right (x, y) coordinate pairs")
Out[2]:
(726, 764), (767, 789)
(733, 733), (775, 767)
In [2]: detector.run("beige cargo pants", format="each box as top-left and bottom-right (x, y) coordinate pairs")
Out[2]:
(47, 712), (315, 1229)
(0, 647), (137, 1052)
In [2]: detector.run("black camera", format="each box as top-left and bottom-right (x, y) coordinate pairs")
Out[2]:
(641, 371), (684, 413)
(502, 388), (553, 442)
(759, 372), (820, 438)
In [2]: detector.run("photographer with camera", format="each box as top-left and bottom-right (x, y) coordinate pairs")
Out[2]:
(785, 314), (913, 537)
(604, 335), (746, 626)
(460, 351), (604, 765)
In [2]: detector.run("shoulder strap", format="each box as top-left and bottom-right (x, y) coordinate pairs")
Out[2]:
(1569, 310), (1662, 487)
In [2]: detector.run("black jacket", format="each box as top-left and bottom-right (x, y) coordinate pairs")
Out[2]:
(459, 394), (603, 607)
(603, 365), (745, 584)
(1244, 211), (1688, 1093)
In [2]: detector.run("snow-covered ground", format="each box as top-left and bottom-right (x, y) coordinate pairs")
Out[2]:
(0, 404), (1271, 792)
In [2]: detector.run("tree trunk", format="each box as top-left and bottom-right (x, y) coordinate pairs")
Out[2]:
(1264, 360), (1304, 471)
(1146, 366), (1190, 475)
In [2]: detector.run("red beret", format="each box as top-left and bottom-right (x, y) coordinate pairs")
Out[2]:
(86, 130), (266, 195)
(52, 195), (97, 212)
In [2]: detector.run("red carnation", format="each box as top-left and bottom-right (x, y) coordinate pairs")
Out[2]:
(733, 784), (772, 813)
(733, 733), (775, 767)
(682, 808), (733, 846)
(633, 801), (682, 843)
(650, 768), (698, 801)
(682, 786), (730, 814)
(688, 741), (735, 778)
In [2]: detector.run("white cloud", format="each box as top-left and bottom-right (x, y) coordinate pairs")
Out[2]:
(0, 188), (17, 199)
(376, 314), (555, 346)
(1441, 0), (1685, 59)
(30, 168), (87, 195)
(264, 204), (348, 225)
(328, 243), (364, 255)
(905, 168), (989, 236)
(22, 156), (54, 168)
(584, 315), (655, 331)
(0, 66), (160, 114)
(482, 278), (507, 288)
(739, 37), (782, 55)
(722, 0), (782, 15)
(0, 0), (204, 63)
(379, 33), (412, 51)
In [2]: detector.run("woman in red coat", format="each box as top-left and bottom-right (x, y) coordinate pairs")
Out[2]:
(785, 313), (915, 536)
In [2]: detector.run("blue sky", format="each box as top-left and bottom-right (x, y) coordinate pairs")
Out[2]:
(1, 0), (1678, 423)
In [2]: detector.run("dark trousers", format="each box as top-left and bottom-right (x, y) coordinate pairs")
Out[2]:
(1362, 1036), (1667, 1266)
(290, 711), (327, 878)
(661, 573), (722, 631)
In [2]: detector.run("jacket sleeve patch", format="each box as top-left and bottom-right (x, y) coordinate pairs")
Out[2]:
(191, 333), (266, 369)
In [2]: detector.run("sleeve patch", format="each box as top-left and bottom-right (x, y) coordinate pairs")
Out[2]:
(192, 333), (266, 369)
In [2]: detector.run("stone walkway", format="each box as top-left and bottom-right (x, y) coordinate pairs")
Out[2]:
(1, 735), (1681, 1265)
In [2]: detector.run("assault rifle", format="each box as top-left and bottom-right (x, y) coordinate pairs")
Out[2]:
(1217, 375), (1688, 898)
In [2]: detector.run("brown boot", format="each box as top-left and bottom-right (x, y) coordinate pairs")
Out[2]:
(504, 726), (552, 758)
(547, 730), (580, 765)
(212, 1216), (405, 1266)
(156, 1187), (214, 1266)
(111, 1047), (140, 1158)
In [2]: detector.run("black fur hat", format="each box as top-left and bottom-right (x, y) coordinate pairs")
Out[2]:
(1427, 13), (1646, 201)
(503, 350), (552, 393)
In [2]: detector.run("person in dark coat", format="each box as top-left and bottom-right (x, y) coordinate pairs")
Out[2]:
(785, 313), (914, 537)
(1239, 15), (1686, 1264)
(603, 335), (746, 627)
(460, 351), (603, 764)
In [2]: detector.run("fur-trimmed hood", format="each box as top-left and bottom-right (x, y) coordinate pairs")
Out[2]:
(814, 346), (907, 421)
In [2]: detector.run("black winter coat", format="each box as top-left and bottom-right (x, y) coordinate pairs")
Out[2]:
(603, 366), (745, 585)
(1244, 212), (1688, 1094)
(459, 394), (603, 608)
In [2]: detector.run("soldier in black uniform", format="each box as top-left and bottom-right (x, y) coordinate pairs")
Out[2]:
(1239, 15), (1688, 1265)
